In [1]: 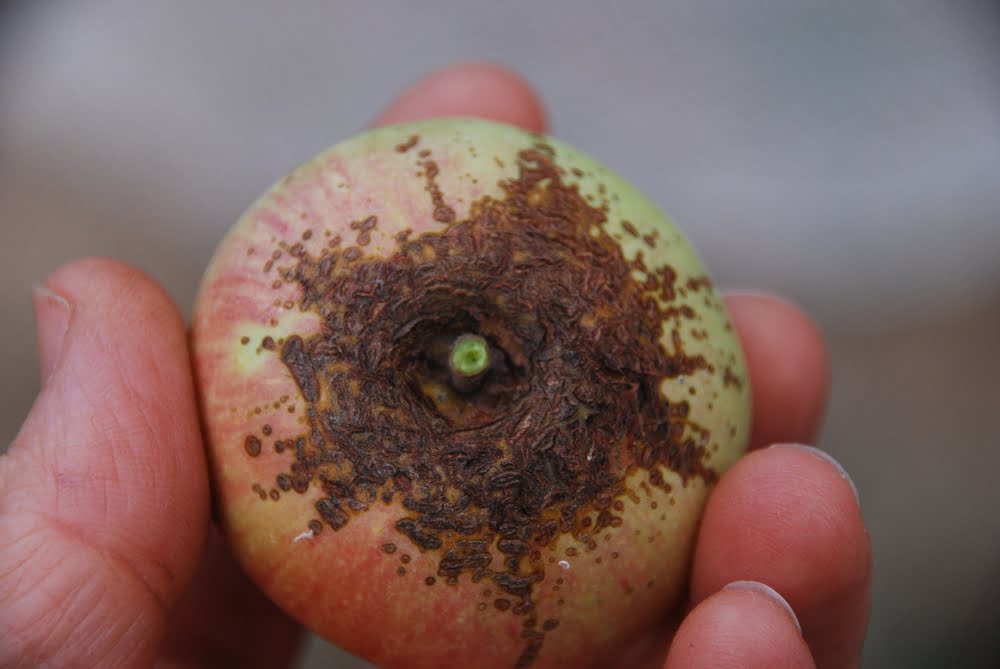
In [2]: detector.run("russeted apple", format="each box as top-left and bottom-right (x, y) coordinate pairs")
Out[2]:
(191, 118), (751, 669)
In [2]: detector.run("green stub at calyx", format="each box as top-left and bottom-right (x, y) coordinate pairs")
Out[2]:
(450, 334), (491, 377)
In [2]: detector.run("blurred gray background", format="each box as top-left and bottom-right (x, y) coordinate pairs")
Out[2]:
(2, 1), (998, 667)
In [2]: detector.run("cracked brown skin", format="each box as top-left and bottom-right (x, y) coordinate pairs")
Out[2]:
(192, 119), (750, 669)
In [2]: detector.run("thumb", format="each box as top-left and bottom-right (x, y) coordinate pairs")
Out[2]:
(0, 258), (209, 668)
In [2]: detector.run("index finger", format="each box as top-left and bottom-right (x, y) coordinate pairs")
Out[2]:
(371, 62), (547, 132)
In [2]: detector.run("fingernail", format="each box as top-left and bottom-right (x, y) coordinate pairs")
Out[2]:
(32, 284), (72, 385)
(723, 580), (801, 634)
(770, 443), (860, 507)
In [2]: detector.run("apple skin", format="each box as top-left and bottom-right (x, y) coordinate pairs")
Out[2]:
(191, 118), (750, 668)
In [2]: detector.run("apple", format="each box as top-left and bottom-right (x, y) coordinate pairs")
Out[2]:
(191, 118), (750, 668)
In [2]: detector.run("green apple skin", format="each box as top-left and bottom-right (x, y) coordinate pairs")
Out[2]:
(191, 118), (750, 669)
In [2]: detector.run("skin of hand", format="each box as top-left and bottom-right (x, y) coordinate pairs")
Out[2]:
(0, 63), (871, 669)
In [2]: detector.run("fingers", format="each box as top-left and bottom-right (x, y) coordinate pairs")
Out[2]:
(370, 62), (548, 132)
(724, 292), (829, 449)
(690, 445), (872, 669)
(664, 582), (815, 669)
(0, 259), (208, 667)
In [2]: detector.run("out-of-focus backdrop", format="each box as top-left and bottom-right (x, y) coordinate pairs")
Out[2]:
(2, 1), (998, 667)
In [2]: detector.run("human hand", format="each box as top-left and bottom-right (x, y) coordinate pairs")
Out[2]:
(0, 63), (870, 669)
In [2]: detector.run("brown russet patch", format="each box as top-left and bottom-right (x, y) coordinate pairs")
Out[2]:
(245, 141), (719, 666)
